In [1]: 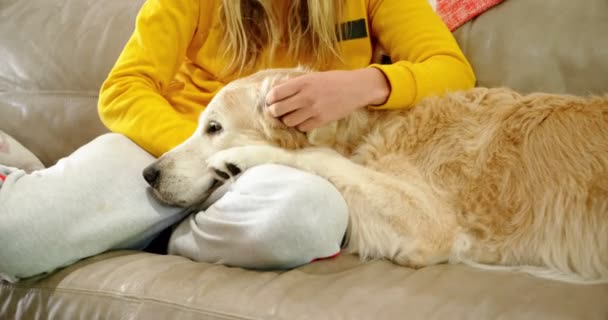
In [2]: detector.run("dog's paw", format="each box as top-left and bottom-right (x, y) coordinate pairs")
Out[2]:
(210, 160), (242, 182)
(207, 150), (244, 182)
(206, 145), (291, 181)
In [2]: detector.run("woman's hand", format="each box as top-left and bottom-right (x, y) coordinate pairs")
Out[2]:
(265, 68), (390, 131)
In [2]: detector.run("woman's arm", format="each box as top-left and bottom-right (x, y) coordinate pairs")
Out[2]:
(367, 0), (476, 109)
(266, 0), (475, 131)
(98, 0), (200, 157)
(265, 68), (390, 131)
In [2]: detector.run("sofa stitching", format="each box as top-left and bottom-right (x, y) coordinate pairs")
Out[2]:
(0, 284), (262, 320)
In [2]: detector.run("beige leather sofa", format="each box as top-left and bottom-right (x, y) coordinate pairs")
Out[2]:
(1, 0), (607, 319)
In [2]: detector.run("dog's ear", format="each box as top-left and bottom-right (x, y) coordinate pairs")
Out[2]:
(255, 76), (311, 149)
(256, 75), (288, 114)
(254, 69), (343, 149)
(306, 122), (338, 147)
(256, 76), (287, 128)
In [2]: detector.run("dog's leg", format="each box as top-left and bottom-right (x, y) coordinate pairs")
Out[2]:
(208, 145), (459, 268)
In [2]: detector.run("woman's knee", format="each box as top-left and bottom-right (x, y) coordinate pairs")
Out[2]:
(175, 164), (349, 269)
(239, 163), (348, 215)
(237, 164), (344, 198)
(247, 165), (348, 265)
(86, 133), (150, 158)
(62, 133), (154, 175)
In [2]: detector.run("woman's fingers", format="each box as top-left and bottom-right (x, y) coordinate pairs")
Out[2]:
(267, 97), (301, 118)
(266, 77), (312, 117)
(266, 78), (303, 103)
(296, 118), (323, 132)
(281, 108), (314, 127)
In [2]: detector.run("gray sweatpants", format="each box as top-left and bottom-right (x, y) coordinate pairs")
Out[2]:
(0, 134), (348, 282)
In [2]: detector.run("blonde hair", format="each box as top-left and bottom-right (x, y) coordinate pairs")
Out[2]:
(219, 0), (344, 76)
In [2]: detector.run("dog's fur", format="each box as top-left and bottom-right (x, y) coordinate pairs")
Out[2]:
(145, 67), (608, 283)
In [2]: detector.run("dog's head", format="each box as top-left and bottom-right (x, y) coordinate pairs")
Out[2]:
(142, 67), (335, 208)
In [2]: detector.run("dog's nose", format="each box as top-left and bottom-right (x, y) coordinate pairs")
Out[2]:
(143, 165), (160, 187)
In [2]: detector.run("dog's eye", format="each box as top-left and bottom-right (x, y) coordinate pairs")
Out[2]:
(205, 121), (223, 135)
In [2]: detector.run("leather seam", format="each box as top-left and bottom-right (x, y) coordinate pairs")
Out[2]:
(0, 284), (261, 320)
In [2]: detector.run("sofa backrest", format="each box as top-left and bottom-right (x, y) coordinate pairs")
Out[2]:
(0, 0), (144, 165)
(1, 0), (607, 165)
(453, 0), (608, 95)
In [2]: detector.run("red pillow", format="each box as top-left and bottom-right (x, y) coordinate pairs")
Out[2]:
(436, 0), (506, 31)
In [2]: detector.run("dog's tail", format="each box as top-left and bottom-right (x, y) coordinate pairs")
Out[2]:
(450, 235), (608, 285)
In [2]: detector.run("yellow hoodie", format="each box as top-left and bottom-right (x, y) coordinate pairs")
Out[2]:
(98, 0), (476, 157)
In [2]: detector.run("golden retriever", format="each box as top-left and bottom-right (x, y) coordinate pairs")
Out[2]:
(144, 67), (608, 283)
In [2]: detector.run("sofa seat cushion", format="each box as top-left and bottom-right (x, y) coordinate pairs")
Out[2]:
(1, 251), (607, 320)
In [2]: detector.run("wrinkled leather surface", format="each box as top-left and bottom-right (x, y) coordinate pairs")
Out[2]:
(1, 0), (608, 319)
(0, 0), (145, 92)
(453, 0), (608, 95)
(0, 0), (143, 165)
(0, 92), (107, 166)
(2, 251), (608, 320)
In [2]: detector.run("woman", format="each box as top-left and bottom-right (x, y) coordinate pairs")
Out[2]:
(0, 0), (475, 282)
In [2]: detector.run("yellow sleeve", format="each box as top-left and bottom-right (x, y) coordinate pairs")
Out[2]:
(98, 0), (200, 157)
(367, 0), (476, 109)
